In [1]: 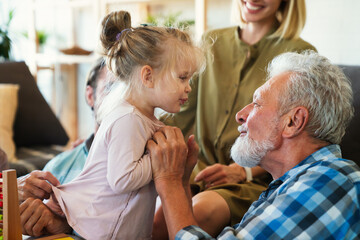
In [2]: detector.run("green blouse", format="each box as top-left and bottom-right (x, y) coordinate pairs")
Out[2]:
(162, 26), (316, 182)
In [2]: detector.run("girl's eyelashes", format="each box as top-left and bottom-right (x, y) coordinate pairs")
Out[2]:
(178, 71), (191, 82)
(178, 75), (189, 82)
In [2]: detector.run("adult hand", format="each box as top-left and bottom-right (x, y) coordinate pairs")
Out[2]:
(147, 126), (188, 187)
(194, 163), (246, 188)
(20, 198), (71, 237)
(147, 127), (198, 239)
(70, 138), (85, 149)
(183, 135), (199, 186)
(18, 170), (60, 202)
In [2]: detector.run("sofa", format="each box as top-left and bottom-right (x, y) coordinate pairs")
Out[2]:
(0, 61), (69, 176)
(339, 65), (360, 166)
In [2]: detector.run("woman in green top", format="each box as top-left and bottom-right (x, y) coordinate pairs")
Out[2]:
(153, 0), (316, 238)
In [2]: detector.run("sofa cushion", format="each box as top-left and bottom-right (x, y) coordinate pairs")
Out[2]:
(0, 84), (19, 162)
(339, 65), (360, 166)
(0, 61), (69, 147)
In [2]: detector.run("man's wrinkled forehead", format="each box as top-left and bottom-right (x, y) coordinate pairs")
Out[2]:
(253, 80), (272, 100)
(252, 72), (292, 105)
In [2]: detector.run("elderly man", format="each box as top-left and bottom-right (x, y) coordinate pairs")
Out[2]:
(148, 51), (360, 239)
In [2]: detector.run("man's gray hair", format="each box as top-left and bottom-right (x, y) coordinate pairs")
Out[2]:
(267, 50), (354, 144)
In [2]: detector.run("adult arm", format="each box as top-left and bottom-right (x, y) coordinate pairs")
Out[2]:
(175, 161), (360, 239)
(194, 164), (267, 188)
(18, 170), (60, 202)
(20, 198), (72, 237)
(147, 127), (199, 239)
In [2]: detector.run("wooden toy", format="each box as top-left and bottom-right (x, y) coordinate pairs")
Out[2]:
(0, 170), (75, 240)
(0, 169), (22, 240)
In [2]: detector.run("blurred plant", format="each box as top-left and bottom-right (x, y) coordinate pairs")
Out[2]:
(36, 30), (48, 46)
(0, 9), (14, 60)
(23, 30), (49, 46)
(146, 12), (194, 30)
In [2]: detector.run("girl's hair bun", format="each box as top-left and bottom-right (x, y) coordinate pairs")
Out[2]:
(100, 10), (132, 52)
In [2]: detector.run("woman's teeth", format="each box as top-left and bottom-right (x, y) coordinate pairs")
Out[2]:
(246, 2), (262, 10)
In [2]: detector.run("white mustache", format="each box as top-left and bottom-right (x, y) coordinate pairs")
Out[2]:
(237, 125), (248, 133)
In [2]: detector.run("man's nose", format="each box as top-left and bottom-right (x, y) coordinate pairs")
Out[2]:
(235, 104), (251, 124)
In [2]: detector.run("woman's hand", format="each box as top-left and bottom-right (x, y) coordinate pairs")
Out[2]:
(194, 163), (246, 188)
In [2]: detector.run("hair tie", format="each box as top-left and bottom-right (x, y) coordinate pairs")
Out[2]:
(116, 32), (121, 41)
(116, 28), (132, 41)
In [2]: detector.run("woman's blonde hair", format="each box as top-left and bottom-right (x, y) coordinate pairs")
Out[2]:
(231, 0), (306, 40)
(97, 10), (204, 122)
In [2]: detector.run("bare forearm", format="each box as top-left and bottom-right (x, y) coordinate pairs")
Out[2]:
(157, 179), (197, 240)
(183, 181), (193, 208)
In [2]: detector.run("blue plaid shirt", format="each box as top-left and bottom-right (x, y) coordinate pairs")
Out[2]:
(176, 144), (360, 239)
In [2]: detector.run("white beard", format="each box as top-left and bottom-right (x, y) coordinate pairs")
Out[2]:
(230, 133), (275, 168)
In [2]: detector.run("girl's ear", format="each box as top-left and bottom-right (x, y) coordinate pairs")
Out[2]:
(140, 65), (154, 88)
(282, 106), (309, 139)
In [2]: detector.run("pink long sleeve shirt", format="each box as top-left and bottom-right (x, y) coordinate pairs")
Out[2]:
(52, 101), (164, 239)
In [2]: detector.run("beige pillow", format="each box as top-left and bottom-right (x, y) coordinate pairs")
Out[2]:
(0, 84), (19, 162)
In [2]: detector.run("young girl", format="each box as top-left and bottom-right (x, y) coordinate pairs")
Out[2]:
(47, 10), (204, 240)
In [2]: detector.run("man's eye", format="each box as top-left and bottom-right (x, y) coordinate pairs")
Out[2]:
(253, 102), (259, 107)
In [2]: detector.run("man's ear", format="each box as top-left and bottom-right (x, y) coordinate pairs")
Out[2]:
(140, 65), (154, 88)
(282, 106), (309, 138)
(85, 85), (95, 109)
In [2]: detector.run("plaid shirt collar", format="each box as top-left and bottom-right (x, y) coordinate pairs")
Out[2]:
(269, 144), (341, 189)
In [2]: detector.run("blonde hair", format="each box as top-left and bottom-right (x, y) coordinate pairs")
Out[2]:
(97, 10), (204, 122)
(231, 0), (306, 40)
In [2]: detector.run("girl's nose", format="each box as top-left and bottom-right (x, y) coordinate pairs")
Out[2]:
(185, 84), (191, 93)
